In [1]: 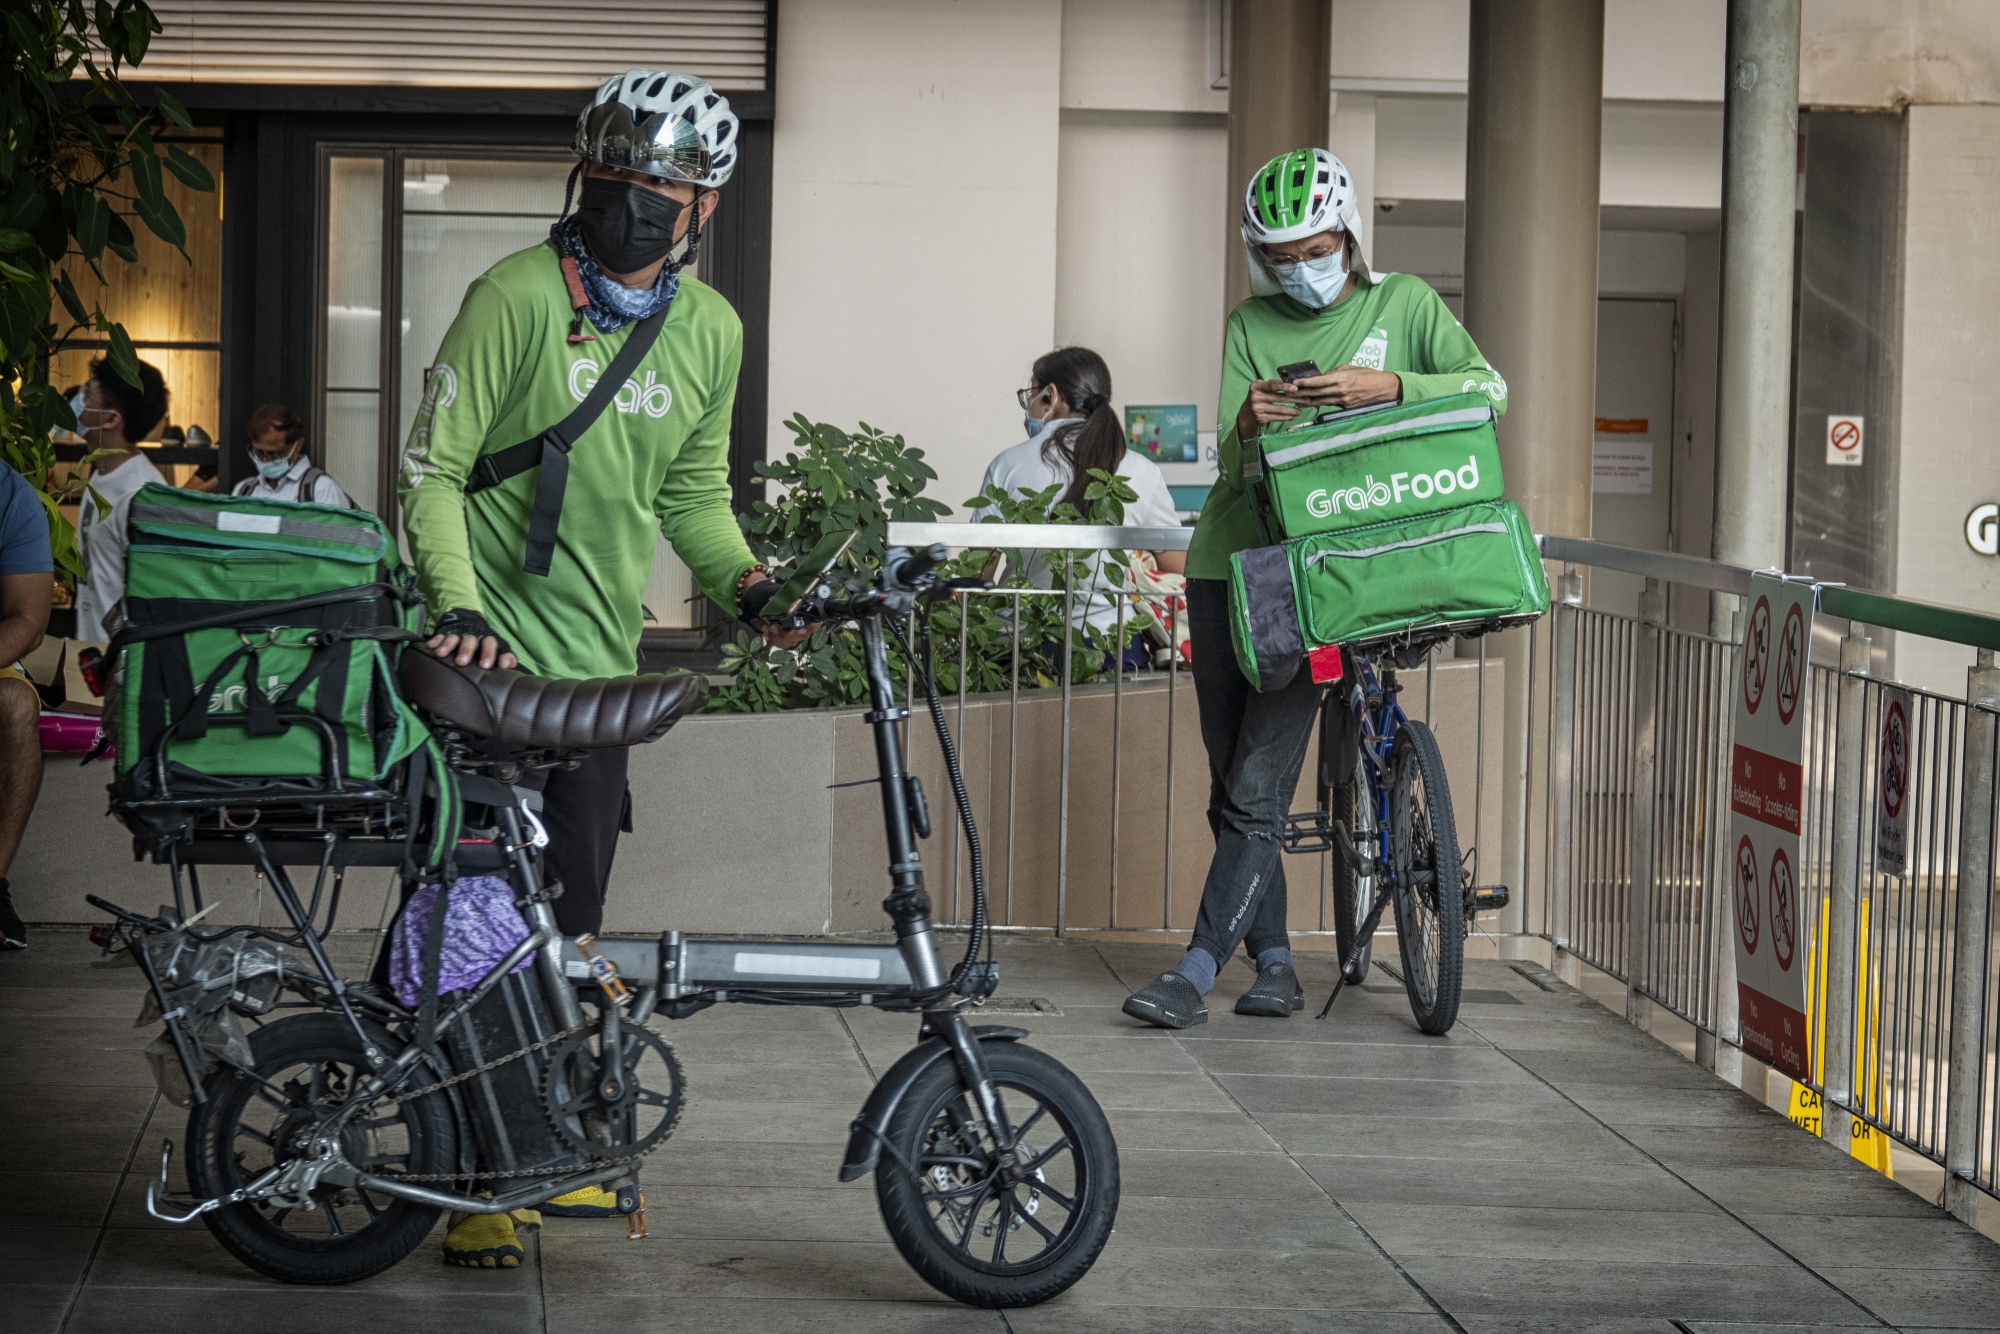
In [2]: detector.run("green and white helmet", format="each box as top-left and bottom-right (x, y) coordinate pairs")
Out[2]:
(1241, 148), (1369, 295)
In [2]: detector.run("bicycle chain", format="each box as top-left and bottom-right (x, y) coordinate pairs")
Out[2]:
(363, 1020), (672, 1184)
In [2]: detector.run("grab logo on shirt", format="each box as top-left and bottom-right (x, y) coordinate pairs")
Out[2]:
(568, 358), (673, 419)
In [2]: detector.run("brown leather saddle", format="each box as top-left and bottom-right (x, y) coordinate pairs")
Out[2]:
(398, 651), (704, 751)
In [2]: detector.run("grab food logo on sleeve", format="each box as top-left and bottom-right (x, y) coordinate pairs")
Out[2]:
(568, 356), (673, 419)
(400, 362), (459, 487)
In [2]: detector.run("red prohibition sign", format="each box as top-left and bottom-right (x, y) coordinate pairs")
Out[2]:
(1776, 602), (1805, 726)
(1769, 845), (1797, 973)
(1882, 699), (1910, 820)
(1743, 596), (1772, 715)
(1734, 835), (1760, 956)
(1831, 419), (1861, 453)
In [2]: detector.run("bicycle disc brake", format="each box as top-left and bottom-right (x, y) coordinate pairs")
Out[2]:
(542, 1025), (686, 1161)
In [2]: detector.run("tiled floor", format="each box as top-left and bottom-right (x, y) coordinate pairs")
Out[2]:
(5, 927), (1998, 1332)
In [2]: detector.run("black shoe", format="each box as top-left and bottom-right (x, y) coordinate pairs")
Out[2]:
(1234, 962), (1302, 1017)
(0, 880), (25, 950)
(1122, 971), (1208, 1029)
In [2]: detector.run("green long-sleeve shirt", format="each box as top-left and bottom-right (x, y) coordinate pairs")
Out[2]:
(1188, 272), (1508, 580)
(398, 242), (757, 678)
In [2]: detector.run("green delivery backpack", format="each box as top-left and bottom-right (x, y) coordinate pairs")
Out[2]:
(1228, 501), (1550, 693)
(107, 485), (431, 806)
(1246, 391), (1503, 541)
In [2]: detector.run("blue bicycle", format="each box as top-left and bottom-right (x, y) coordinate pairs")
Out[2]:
(1282, 647), (1508, 1033)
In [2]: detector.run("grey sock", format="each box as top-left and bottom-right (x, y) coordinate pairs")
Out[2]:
(1255, 945), (1294, 972)
(1173, 947), (1219, 996)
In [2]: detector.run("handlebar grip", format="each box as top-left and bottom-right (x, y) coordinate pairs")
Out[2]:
(886, 543), (948, 590)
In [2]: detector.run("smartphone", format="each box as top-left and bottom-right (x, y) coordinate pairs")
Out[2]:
(1276, 359), (1320, 383)
(762, 528), (860, 621)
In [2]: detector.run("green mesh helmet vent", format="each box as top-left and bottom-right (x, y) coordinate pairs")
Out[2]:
(1250, 149), (1332, 231)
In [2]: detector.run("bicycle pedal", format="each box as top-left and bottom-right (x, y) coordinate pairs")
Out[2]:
(624, 1192), (648, 1241)
(1469, 885), (1510, 911)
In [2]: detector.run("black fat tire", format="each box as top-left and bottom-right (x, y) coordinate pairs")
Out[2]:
(186, 1013), (455, 1285)
(1390, 721), (1464, 1035)
(1331, 777), (1376, 984)
(875, 1041), (1119, 1308)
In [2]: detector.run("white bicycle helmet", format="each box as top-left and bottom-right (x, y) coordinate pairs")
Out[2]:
(1240, 147), (1370, 296)
(575, 70), (740, 189)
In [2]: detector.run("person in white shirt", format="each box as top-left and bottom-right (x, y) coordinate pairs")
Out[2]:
(72, 358), (170, 644)
(977, 347), (1185, 654)
(231, 404), (356, 508)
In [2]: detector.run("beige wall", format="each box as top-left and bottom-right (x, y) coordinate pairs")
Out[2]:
(766, 0), (1063, 516)
(1893, 104), (2000, 695)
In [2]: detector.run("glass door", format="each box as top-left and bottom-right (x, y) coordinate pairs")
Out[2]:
(318, 149), (701, 628)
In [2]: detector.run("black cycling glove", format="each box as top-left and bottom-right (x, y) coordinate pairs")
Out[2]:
(736, 578), (783, 621)
(434, 608), (513, 661)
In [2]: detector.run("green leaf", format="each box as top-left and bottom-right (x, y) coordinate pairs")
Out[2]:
(127, 147), (165, 209)
(106, 322), (143, 388)
(104, 211), (137, 262)
(153, 88), (193, 130)
(69, 186), (110, 260)
(133, 191), (185, 249)
(53, 271), (90, 326)
(163, 145), (214, 192)
(0, 229), (33, 254)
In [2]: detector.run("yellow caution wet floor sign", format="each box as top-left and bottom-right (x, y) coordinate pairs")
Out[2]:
(1788, 897), (1892, 1176)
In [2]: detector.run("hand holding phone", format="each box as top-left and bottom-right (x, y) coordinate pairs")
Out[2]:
(1276, 359), (1321, 384)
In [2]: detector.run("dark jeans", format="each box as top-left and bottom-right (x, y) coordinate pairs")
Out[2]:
(371, 744), (631, 986)
(1186, 578), (1323, 969)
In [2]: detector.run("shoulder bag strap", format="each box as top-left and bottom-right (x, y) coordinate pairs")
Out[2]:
(461, 307), (669, 577)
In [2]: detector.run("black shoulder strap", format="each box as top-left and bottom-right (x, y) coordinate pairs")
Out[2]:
(298, 465), (325, 501)
(461, 307), (669, 577)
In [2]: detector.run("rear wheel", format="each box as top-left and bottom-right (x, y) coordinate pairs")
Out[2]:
(1331, 775), (1377, 984)
(186, 1013), (455, 1284)
(1389, 721), (1463, 1035)
(875, 1040), (1119, 1308)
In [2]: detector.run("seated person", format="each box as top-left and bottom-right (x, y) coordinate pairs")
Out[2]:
(0, 458), (55, 949)
(231, 404), (355, 507)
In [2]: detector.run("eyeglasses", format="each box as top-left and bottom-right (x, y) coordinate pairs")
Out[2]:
(1016, 385), (1051, 411)
(1261, 231), (1347, 270)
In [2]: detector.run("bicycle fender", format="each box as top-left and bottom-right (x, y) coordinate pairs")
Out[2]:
(837, 1024), (1030, 1182)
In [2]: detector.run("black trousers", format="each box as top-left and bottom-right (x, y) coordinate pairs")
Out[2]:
(1185, 579), (1323, 968)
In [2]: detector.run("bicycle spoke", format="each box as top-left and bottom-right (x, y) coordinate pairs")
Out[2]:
(990, 1190), (1012, 1264)
(1014, 1194), (1060, 1245)
(1006, 1103), (1049, 1150)
(1021, 1136), (1072, 1174)
(324, 1206), (345, 1238)
(952, 1179), (994, 1254)
(920, 1153), (989, 1172)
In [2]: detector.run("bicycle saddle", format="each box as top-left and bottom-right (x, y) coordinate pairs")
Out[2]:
(398, 651), (705, 750)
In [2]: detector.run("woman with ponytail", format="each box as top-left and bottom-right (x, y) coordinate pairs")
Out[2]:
(977, 347), (1184, 653)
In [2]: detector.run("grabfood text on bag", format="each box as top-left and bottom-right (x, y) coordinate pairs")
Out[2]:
(1305, 456), (1483, 521)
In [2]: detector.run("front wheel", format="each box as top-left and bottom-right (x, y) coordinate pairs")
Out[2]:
(875, 1040), (1119, 1308)
(1389, 720), (1464, 1035)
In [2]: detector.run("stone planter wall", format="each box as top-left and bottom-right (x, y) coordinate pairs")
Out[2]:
(15, 658), (1503, 939)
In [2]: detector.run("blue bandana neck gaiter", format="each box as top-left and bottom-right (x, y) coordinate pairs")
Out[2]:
(556, 215), (680, 333)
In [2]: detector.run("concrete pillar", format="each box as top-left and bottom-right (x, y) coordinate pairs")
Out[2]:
(1225, 0), (1330, 312)
(1712, 0), (1800, 581)
(1462, 0), (1604, 931)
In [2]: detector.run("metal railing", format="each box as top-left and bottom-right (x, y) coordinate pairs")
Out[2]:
(889, 519), (2000, 1225)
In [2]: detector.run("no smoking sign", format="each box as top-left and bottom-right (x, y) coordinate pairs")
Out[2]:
(1826, 414), (1864, 467)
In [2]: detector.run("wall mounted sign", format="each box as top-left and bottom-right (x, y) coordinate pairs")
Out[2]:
(1875, 685), (1912, 878)
(1125, 405), (1198, 463)
(1728, 573), (1817, 1082)
(1967, 503), (1999, 556)
(1826, 414), (1864, 467)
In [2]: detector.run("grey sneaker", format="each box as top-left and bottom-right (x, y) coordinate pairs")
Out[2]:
(1234, 962), (1302, 1017)
(1122, 971), (1208, 1029)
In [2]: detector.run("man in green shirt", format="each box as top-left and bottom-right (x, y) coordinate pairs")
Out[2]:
(398, 69), (789, 1260)
(1124, 148), (1506, 1030)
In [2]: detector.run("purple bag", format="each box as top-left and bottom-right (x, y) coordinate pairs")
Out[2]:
(389, 875), (533, 1007)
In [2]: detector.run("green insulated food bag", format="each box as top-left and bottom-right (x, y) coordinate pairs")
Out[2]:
(107, 485), (429, 804)
(1248, 391), (1501, 539)
(1287, 500), (1548, 647)
(1227, 500), (1549, 688)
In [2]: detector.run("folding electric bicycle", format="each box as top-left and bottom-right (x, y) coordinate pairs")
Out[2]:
(1281, 638), (1509, 1034)
(91, 542), (1119, 1309)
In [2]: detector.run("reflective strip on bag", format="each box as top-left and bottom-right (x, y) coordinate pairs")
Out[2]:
(1264, 404), (1494, 469)
(130, 502), (383, 554)
(1304, 521), (1509, 564)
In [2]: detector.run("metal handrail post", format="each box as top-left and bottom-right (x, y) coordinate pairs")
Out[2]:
(1945, 650), (2000, 1222)
(1821, 627), (1871, 1144)
(1705, 605), (1745, 1078)
(1057, 555), (1075, 937)
(1627, 577), (1666, 1023)
(1547, 567), (1583, 949)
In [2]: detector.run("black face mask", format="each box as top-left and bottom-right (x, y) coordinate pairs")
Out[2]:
(575, 176), (686, 274)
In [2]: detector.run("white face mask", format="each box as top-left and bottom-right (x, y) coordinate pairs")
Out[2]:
(1272, 248), (1349, 309)
(1024, 411), (1049, 439)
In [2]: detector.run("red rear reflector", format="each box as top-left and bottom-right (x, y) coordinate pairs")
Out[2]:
(1308, 645), (1343, 684)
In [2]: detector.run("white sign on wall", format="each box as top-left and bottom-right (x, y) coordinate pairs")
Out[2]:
(1826, 414), (1864, 467)
(1591, 439), (1653, 494)
(1967, 504), (1999, 556)
(1728, 574), (1817, 1082)
(1876, 686), (1913, 877)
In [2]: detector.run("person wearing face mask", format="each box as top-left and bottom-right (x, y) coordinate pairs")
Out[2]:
(977, 347), (1184, 660)
(1121, 148), (1506, 1031)
(395, 69), (786, 1264)
(230, 404), (355, 507)
(71, 357), (170, 644)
